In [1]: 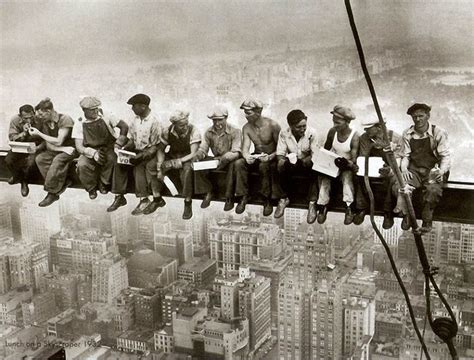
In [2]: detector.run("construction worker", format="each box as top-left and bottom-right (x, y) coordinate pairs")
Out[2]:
(156, 110), (201, 220)
(30, 98), (77, 207)
(274, 109), (320, 222)
(317, 105), (359, 225)
(394, 103), (450, 232)
(234, 98), (282, 216)
(353, 118), (401, 228)
(72, 97), (129, 199)
(6, 104), (44, 197)
(107, 93), (165, 215)
(193, 105), (241, 211)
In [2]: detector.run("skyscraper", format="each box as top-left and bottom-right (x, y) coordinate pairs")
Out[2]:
(91, 253), (128, 304)
(0, 202), (13, 241)
(20, 200), (60, 248)
(284, 208), (305, 242)
(154, 221), (193, 266)
(342, 296), (375, 357)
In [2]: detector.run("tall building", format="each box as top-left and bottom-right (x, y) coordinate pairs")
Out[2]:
(178, 257), (217, 286)
(0, 202), (13, 241)
(30, 242), (49, 290)
(373, 216), (401, 246)
(21, 292), (59, 326)
(154, 221), (193, 266)
(208, 215), (282, 275)
(91, 253), (128, 304)
(0, 249), (11, 294)
(342, 296), (375, 357)
(284, 208), (305, 242)
(130, 287), (162, 329)
(7, 242), (33, 289)
(42, 271), (89, 311)
(110, 206), (130, 246)
(220, 277), (240, 321)
(20, 200), (60, 248)
(238, 274), (272, 353)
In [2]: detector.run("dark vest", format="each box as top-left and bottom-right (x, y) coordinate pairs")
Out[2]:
(82, 118), (116, 149)
(167, 124), (194, 159)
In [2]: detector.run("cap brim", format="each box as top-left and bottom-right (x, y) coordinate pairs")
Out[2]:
(330, 111), (345, 119)
(208, 116), (227, 120)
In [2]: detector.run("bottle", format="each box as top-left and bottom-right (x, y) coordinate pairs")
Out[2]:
(428, 164), (441, 184)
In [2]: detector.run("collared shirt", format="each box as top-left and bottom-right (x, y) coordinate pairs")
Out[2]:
(128, 112), (163, 151)
(8, 114), (43, 143)
(71, 112), (120, 140)
(276, 126), (319, 159)
(197, 123), (241, 158)
(161, 124), (201, 146)
(401, 122), (450, 172)
(42, 111), (75, 147)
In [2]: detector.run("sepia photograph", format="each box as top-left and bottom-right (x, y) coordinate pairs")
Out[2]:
(0, 0), (473, 359)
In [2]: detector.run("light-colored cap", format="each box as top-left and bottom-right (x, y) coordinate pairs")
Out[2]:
(79, 96), (101, 109)
(169, 110), (190, 123)
(240, 98), (263, 110)
(207, 106), (228, 120)
(330, 105), (356, 121)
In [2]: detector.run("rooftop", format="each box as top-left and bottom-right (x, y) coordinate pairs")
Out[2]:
(178, 257), (216, 273)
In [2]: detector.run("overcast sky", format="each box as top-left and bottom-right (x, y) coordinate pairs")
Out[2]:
(1, 0), (472, 69)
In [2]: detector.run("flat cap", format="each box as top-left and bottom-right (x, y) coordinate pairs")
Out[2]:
(79, 96), (101, 109)
(169, 110), (190, 123)
(331, 105), (356, 121)
(207, 106), (228, 120)
(240, 98), (263, 110)
(361, 118), (384, 129)
(287, 109), (307, 126)
(407, 103), (431, 115)
(127, 93), (150, 106)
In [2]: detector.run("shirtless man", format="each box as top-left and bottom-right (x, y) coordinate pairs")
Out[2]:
(234, 98), (282, 216)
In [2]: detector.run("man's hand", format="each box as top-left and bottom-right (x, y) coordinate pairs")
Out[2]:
(379, 166), (392, 177)
(93, 149), (107, 165)
(301, 157), (313, 168)
(62, 146), (75, 156)
(350, 162), (359, 173)
(401, 169), (413, 182)
(156, 168), (164, 181)
(435, 171), (444, 183)
(245, 155), (256, 165)
(22, 123), (31, 132)
(259, 153), (269, 163)
(129, 153), (143, 165)
(28, 127), (40, 136)
(162, 159), (182, 170)
(277, 158), (287, 173)
(334, 157), (350, 170)
(115, 135), (128, 148)
(383, 141), (399, 153)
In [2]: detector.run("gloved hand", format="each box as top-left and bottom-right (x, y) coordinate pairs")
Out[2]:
(379, 166), (392, 177)
(115, 135), (128, 148)
(162, 158), (182, 170)
(334, 157), (350, 170)
(277, 158), (287, 173)
(93, 149), (107, 166)
(129, 153), (143, 165)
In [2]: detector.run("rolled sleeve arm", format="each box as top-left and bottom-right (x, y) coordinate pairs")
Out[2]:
(276, 131), (287, 157)
(230, 129), (242, 153)
(436, 130), (451, 173)
(189, 127), (201, 145)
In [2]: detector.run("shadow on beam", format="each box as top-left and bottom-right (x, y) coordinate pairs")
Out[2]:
(0, 150), (473, 224)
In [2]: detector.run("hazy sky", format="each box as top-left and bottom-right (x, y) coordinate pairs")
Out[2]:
(1, 0), (472, 69)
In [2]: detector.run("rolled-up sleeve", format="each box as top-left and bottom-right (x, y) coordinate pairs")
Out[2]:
(436, 129), (451, 173)
(189, 126), (201, 145)
(196, 132), (211, 159)
(230, 128), (242, 153)
(400, 130), (412, 160)
(8, 116), (22, 141)
(149, 120), (162, 146)
(276, 130), (287, 157)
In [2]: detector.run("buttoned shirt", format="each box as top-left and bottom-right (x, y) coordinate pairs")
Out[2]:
(8, 114), (43, 143)
(128, 112), (163, 151)
(197, 123), (241, 159)
(276, 126), (319, 159)
(401, 122), (450, 173)
(71, 112), (120, 140)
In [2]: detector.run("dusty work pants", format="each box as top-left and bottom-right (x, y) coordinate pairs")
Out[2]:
(157, 161), (194, 199)
(194, 157), (237, 199)
(317, 170), (354, 206)
(234, 158), (282, 199)
(76, 148), (116, 192)
(112, 156), (159, 198)
(36, 150), (77, 194)
(278, 160), (319, 201)
(5, 151), (38, 182)
(355, 175), (396, 213)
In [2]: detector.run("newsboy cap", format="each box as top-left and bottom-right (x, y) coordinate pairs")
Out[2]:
(169, 110), (190, 123)
(406, 103), (431, 115)
(207, 106), (228, 120)
(240, 98), (263, 110)
(361, 118), (385, 129)
(79, 96), (101, 109)
(331, 105), (356, 121)
(127, 93), (151, 106)
(287, 109), (307, 126)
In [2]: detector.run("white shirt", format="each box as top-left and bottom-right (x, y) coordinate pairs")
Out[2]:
(276, 126), (319, 159)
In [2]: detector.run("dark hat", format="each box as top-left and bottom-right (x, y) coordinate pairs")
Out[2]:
(330, 105), (356, 121)
(407, 103), (431, 115)
(127, 93), (151, 106)
(287, 109), (307, 126)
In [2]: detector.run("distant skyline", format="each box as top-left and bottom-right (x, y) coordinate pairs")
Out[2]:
(1, 0), (472, 70)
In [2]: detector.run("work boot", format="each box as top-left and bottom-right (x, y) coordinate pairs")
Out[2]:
(235, 196), (248, 214)
(421, 220), (433, 233)
(352, 210), (366, 225)
(21, 181), (29, 197)
(274, 198), (290, 219)
(131, 198), (151, 216)
(201, 193), (213, 209)
(107, 195), (127, 212)
(98, 182), (109, 194)
(401, 215), (411, 231)
(223, 198), (234, 212)
(307, 201), (317, 224)
(183, 200), (193, 220)
(38, 193), (60, 207)
(89, 189), (98, 200)
(317, 205), (328, 224)
(421, 205), (434, 233)
(58, 179), (73, 196)
(382, 212), (394, 229)
(263, 199), (273, 217)
(344, 206), (354, 225)
(143, 197), (166, 215)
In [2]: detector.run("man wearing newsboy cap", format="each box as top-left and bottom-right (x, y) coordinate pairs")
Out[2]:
(392, 103), (450, 233)
(107, 93), (165, 216)
(193, 105), (241, 211)
(72, 96), (129, 200)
